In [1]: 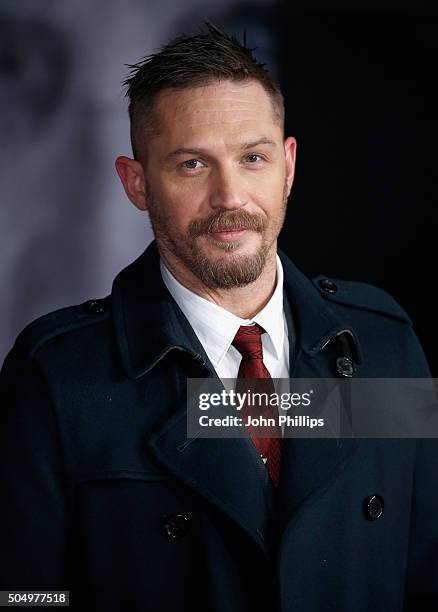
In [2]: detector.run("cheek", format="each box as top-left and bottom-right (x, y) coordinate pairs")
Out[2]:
(154, 192), (202, 235)
(164, 190), (210, 228)
(158, 173), (207, 205)
(249, 167), (285, 199)
(251, 183), (285, 215)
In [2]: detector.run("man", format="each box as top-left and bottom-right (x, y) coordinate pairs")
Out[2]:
(0, 24), (436, 612)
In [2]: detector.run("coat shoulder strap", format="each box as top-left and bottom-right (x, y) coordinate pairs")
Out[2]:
(13, 296), (111, 358)
(311, 275), (412, 326)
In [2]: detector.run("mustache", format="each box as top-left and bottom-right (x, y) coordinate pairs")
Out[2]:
(189, 210), (266, 237)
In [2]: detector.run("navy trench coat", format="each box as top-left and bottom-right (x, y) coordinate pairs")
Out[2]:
(1, 240), (436, 611)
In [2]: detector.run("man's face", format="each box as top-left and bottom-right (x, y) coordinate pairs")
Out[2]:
(130, 79), (295, 289)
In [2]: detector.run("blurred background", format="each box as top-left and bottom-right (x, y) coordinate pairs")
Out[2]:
(1, 0), (436, 373)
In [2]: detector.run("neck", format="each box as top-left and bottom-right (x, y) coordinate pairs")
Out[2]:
(160, 245), (278, 320)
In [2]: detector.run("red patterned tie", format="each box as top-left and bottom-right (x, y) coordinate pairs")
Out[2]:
(232, 324), (282, 487)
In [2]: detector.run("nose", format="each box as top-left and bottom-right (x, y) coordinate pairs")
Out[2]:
(209, 166), (247, 211)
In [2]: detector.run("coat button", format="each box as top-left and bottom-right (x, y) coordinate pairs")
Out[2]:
(364, 495), (384, 520)
(162, 513), (191, 540)
(319, 279), (338, 294)
(85, 299), (105, 314)
(335, 356), (356, 377)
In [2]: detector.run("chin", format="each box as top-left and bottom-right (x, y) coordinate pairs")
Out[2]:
(203, 233), (261, 255)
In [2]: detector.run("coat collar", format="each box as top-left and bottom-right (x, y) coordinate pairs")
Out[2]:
(111, 239), (361, 379)
(112, 240), (207, 379)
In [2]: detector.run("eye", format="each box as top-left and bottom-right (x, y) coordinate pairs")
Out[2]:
(181, 159), (205, 170)
(244, 154), (264, 164)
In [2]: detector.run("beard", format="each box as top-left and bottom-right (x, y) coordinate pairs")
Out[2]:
(147, 181), (288, 289)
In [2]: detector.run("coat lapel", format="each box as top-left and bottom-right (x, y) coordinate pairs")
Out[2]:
(148, 392), (277, 556)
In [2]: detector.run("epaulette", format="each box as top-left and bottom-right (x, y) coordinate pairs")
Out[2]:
(312, 275), (412, 325)
(14, 297), (111, 358)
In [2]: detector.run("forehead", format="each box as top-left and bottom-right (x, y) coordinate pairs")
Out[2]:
(152, 80), (281, 145)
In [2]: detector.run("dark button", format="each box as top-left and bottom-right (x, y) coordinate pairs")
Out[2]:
(86, 299), (105, 314)
(335, 356), (356, 377)
(364, 495), (384, 520)
(162, 513), (191, 540)
(319, 279), (338, 294)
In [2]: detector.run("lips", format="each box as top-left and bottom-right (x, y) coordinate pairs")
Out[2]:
(208, 228), (249, 241)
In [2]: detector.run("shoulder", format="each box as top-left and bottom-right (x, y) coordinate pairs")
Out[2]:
(311, 275), (412, 325)
(10, 297), (111, 360)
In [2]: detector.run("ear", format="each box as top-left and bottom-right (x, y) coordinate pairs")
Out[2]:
(283, 136), (297, 197)
(115, 156), (148, 211)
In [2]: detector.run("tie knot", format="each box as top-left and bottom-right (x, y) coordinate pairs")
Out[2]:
(232, 323), (265, 359)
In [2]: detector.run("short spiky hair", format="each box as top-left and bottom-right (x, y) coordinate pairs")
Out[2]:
(123, 23), (284, 161)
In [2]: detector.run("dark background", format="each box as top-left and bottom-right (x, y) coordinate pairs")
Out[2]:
(1, 1), (436, 373)
(277, 6), (437, 374)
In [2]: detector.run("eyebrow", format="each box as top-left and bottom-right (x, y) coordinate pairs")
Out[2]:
(165, 137), (277, 160)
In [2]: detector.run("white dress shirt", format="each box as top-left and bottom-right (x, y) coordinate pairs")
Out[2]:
(159, 254), (290, 382)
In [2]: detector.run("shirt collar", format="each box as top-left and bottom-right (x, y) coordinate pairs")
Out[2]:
(159, 255), (285, 369)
